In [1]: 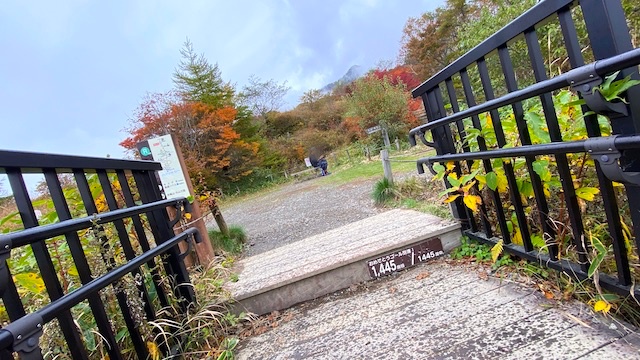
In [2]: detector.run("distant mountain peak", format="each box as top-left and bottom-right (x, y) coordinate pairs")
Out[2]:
(321, 65), (366, 93)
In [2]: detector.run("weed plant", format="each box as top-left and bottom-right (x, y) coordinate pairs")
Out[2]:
(208, 226), (247, 254)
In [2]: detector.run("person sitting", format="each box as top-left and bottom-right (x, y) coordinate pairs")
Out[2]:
(309, 151), (329, 176)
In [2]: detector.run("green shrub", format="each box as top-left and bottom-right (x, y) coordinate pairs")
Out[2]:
(372, 177), (397, 205)
(208, 226), (247, 254)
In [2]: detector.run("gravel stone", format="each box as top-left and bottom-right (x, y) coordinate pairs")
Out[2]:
(219, 177), (383, 257)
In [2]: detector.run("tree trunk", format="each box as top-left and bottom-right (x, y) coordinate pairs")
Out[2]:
(209, 202), (229, 237)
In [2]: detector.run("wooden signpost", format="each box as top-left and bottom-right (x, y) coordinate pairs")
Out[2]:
(137, 134), (215, 265)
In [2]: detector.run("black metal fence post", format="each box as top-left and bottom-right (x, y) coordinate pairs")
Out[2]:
(581, 0), (640, 270)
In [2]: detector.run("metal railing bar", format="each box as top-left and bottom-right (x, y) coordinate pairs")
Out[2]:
(460, 68), (503, 240)
(412, 0), (576, 97)
(135, 171), (195, 305)
(479, 56), (531, 246)
(445, 77), (481, 233)
(96, 170), (150, 360)
(43, 169), (123, 360)
(0, 150), (161, 174)
(1, 271), (26, 322)
(499, 44), (549, 253)
(1, 197), (188, 248)
(0, 228), (199, 355)
(525, 26), (578, 263)
(465, 230), (639, 298)
(417, 134), (640, 165)
(5, 167), (88, 359)
(408, 47), (640, 143)
(116, 170), (169, 309)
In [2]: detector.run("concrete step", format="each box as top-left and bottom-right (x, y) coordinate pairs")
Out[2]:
(226, 209), (461, 315)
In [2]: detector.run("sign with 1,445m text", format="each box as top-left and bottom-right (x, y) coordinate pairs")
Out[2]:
(366, 237), (444, 279)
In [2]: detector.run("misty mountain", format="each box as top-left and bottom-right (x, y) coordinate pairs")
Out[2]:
(321, 65), (366, 93)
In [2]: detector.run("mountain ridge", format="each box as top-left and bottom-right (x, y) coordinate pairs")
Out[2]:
(321, 65), (366, 93)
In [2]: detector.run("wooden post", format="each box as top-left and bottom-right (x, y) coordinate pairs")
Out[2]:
(346, 149), (352, 164)
(171, 134), (215, 265)
(381, 149), (393, 186)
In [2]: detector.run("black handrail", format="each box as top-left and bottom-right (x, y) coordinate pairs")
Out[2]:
(0, 197), (191, 247)
(417, 135), (640, 167)
(0, 149), (161, 173)
(0, 228), (199, 354)
(408, 47), (640, 146)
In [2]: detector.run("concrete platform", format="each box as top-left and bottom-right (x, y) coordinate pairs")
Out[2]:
(226, 209), (461, 316)
(236, 260), (640, 359)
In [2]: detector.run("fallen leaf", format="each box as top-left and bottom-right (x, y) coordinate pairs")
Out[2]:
(593, 300), (612, 314)
(389, 287), (397, 294)
(415, 272), (430, 280)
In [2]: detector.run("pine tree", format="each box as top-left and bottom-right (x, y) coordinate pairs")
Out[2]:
(173, 39), (234, 108)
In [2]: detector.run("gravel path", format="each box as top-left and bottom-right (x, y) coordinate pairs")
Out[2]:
(219, 177), (383, 257)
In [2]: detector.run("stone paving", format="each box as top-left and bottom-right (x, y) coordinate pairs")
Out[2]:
(235, 259), (640, 360)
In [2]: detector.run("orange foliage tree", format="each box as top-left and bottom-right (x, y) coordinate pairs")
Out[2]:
(120, 92), (259, 235)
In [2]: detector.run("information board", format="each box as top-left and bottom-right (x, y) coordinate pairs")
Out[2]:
(147, 135), (191, 200)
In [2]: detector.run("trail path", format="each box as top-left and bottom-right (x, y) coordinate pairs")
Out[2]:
(220, 176), (640, 359)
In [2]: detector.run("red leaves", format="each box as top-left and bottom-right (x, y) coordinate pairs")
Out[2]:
(121, 93), (259, 191)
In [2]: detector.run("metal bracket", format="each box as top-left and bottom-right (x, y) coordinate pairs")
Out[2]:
(585, 136), (640, 185)
(0, 236), (11, 298)
(5, 313), (44, 360)
(569, 63), (628, 117)
(177, 237), (193, 262)
(168, 200), (184, 228)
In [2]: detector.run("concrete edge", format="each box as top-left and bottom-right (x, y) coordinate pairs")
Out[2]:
(233, 223), (462, 301)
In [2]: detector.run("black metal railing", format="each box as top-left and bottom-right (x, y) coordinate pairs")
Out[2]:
(409, 0), (640, 298)
(0, 150), (199, 359)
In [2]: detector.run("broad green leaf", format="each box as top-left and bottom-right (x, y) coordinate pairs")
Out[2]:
(447, 174), (461, 187)
(518, 180), (534, 199)
(486, 172), (498, 191)
(460, 169), (481, 185)
(13, 273), (45, 294)
(524, 111), (550, 143)
(532, 160), (549, 178)
(588, 235), (607, 278)
(506, 220), (513, 233)
(531, 234), (546, 249)
(576, 187), (600, 201)
(432, 163), (445, 174)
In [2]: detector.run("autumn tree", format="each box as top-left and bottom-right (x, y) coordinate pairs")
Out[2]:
(400, 0), (491, 80)
(345, 75), (419, 142)
(239, 75), (290, 119)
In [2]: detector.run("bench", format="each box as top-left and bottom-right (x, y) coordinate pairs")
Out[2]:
(290, 157), (322, 180)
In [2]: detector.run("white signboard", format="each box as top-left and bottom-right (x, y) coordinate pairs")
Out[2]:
(366, 125), (381, 134)
(148, 135), (191, 199)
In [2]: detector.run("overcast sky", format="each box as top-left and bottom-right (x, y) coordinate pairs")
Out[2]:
(0, 0), (444, 160)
